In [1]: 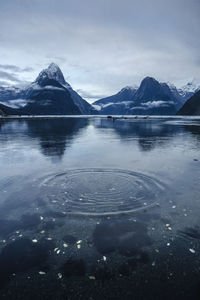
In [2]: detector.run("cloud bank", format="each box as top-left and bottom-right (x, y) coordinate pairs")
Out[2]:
(0, 0), (199, 101)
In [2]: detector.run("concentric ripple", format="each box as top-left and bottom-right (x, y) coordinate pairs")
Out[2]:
(38, 168), (165, 216)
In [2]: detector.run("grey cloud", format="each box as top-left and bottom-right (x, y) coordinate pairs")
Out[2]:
(0, 64), (33, 72)
(0, 80), (11, 86)
(76, 89), (108, 101)
(0, 0), (199, 95)
(0, 70), (20, 83)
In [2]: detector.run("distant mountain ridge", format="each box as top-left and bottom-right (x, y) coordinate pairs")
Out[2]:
(0, 64), (199, 116)
(93, 78), (177, 115)
(92, 77), (193, 115)
(93, 86), (137, 114)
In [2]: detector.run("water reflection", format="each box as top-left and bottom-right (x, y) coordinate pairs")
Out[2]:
(27, 118), (88, 159)
(94, 118), (183, 151)
(0, 117), (200, 299)
(1, 117), (200, 160)
(0, 118), (88, 160)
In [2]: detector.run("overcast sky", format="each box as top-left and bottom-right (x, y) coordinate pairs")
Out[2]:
(0, 0), (199, 102)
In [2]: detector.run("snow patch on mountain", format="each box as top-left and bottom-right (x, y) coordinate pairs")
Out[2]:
(179, 80), (200, 96)
(35, 63), (69, 87)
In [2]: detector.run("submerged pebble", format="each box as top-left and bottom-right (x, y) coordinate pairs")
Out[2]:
(189, 248), (196, 254)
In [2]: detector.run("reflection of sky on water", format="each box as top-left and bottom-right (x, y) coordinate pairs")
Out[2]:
(0, 117), (200, 299)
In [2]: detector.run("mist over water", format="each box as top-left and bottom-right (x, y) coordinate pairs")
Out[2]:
(0, 116), (200, 299)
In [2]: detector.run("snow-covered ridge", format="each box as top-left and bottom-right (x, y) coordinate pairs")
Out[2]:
(35, 63), (70, 88)
(120, 85), (138, 92)
(181, 80), (200, 93)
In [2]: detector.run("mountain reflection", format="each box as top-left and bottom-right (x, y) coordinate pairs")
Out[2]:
(95, 118), (184, 151)
(1, 117), (200, 159)
(26, 118), (88, 159)
(0, 118), (88, 159)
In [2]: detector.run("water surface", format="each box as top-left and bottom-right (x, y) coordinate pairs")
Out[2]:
(0, 116), (200, 299)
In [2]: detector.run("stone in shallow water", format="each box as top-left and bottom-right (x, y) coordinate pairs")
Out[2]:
(61, 259), (86, 277)
(93, 220), (119, 254)
(93, 219), (152, 256)
(62, 234), (77, 245)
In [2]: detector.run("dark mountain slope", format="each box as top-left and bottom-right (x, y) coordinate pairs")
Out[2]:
(177, 90), (200, 115)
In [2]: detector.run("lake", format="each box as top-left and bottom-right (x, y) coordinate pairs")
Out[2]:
(0, 116), (200, 299)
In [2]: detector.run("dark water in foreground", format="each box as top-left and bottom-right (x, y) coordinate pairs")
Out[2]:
(0, 116), (200, 300)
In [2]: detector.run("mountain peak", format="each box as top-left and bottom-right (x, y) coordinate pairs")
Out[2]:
(141, 77), (158, 83)
(139, 77), (160, 91)
(48, 62), (61, 72)
(35, 63), (66, 85)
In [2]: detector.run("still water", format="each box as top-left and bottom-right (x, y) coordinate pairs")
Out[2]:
(0, 116), (200, 299)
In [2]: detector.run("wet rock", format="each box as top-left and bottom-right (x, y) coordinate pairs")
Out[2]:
(61, 259), (86, 277)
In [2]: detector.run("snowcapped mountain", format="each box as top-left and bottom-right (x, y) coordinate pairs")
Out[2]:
(177, 80), (200, 101)
(32, 63), (97, 114)
(20, 77), (81, 115)
(93, 77), (179, 115)
(180, 80), (200, 93)
(93, 77), (200, 115)
(0, 64), (199, 116)
(35, 62), (68, 86)
(0, 63), (97, 114)
(92, 86), (138, 114)
(128, 77), (177, 115)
